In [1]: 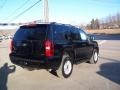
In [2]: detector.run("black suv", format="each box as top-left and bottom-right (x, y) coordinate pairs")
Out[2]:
(9, 22), (99, 78)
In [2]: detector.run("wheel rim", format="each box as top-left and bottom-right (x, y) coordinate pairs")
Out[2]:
(64, 60), (72, 75)
(94, 52), (98, 62)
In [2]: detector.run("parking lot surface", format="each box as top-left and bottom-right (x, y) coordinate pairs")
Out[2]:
(0, 38), (120, 90)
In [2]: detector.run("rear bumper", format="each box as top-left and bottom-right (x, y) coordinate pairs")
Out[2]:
(9, 54), (61, 70)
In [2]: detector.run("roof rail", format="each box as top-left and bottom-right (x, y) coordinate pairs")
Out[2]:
(51, 22), (73, 27)
(51, 22), (64, 25)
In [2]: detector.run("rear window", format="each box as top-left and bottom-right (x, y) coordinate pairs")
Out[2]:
(13, 25), (48, 41)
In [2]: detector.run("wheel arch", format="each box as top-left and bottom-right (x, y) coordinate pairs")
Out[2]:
(62, 48), (75, 63)
(94, 46), (99, 54)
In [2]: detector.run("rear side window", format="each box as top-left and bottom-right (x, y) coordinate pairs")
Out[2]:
(71, 27), (80, 41)
(14, 25), (48, 41)
(52, 25), (69, 41)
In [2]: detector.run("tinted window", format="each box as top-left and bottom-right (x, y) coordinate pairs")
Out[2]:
(79, 30), (87, 41)
(71, 27), (80, 40)
(14, 25), (47, 41)
(52, 25), (69, 41)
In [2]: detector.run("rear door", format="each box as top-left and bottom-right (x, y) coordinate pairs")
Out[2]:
(52, 25), (71, 57)
(70, 27), (82, 60)
(13, 25), (48, 60)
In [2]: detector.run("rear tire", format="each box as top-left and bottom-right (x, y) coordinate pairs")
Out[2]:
(57, 54), (73, 78)
(89, 49), (98, 64)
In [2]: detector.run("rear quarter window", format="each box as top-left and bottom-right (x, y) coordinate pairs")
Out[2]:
(52, 25), (69, 41)
(71, 27), (80, 41)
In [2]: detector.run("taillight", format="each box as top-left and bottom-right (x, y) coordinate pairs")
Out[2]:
(45, 40), (54, 57)
(10, 40), (13, 53)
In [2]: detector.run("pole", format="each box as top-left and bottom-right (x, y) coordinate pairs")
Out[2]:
(44, 0), (49, 22)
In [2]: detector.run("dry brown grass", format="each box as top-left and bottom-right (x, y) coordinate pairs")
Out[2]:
(86, 29), (120, 34)
(0, 29), (17, 35)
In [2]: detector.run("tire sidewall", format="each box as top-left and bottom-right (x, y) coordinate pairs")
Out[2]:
(93, 50), (98, 63)
(61, 55), (73, 78)
(89, 49), (98, 64)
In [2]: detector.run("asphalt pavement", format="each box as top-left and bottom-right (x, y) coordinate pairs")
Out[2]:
(0, 35), (120, 90)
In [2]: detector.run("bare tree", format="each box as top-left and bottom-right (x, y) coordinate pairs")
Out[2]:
(85, 12), (120, 29)
(90, 19), (95, 29)
(90, 18), (100, 29)
(116, 13), (120, 27)
(95, 19), (100, 29)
